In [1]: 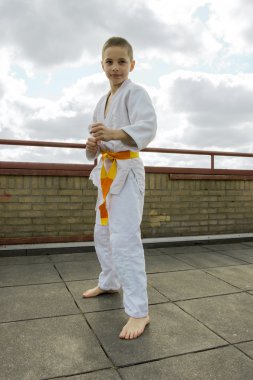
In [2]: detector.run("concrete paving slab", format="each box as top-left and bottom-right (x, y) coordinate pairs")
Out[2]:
(244, 242), (253, 247)
(55, 260), (101, 281)
(0, 255), (51, 266)
(67, 280), (168, 313)
(214, 248), (253, 263)
(177, 293), (253, 343)
(206, 242), (251, 252)
(86, 303), (225, 367)
(236, 341), (253, 359)
(0, 263), (61, 287)
(172, 251), (246, 269)
(0, 315), (111, 380)
(144, 248), (164, 256)
(206, 264), (253, 290)
(145, 254), (193, 273)
(0, 283), (79, 323)
(57, 369), (122, 380)
(68, 279), (123, 313)
(158, 245), (211, 255)
(119, 346), (253, 380)
(148, 270), (239, 301)
(50, 251), (97, 262)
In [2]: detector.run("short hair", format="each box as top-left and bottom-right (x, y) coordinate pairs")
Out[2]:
(102, 37), (133, 61)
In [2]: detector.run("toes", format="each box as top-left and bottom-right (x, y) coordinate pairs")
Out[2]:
(119, 326), (127, 339)
(119, 325), (132, 339)
(120, 328), (141, 340)
(119, 319), (148, 340)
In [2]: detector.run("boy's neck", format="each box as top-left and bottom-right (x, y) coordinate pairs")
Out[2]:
(110, 78), (129, 95)
(110, 83), (122, 95)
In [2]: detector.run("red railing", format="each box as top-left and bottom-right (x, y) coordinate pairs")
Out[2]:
(1, 139), (253, 178)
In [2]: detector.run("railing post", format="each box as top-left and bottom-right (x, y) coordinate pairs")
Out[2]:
(211, 154), (215, 170)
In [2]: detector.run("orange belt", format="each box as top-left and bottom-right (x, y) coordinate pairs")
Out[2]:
(99, 150), (139, 225)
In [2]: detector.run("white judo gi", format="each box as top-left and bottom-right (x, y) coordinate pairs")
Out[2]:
(86, 79), (157, 318)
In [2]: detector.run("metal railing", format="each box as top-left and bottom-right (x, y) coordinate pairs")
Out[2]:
(1, 139), (253, 177)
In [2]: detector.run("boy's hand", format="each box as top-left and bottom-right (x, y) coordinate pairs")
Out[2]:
(90, 123), (114, 142)
(90, 123), (137, 146)
(86, 137), (98, 153)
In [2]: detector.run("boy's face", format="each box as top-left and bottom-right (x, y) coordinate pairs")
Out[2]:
(101, 46), (135, 89)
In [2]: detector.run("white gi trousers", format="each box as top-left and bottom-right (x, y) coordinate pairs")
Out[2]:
(94, 170), (148, 318)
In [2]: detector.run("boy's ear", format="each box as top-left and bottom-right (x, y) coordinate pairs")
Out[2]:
(130, 60), (135, 72)
(101, 61), (105, 71)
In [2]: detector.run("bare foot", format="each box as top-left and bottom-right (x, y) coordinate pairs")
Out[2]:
(82, 286), (119, 298)
(119, 316), (150, 339)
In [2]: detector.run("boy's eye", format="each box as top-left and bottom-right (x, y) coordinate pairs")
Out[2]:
(105, 60), (127, 65)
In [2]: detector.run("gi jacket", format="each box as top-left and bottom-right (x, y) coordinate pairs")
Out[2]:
(86, 79), (157, 195)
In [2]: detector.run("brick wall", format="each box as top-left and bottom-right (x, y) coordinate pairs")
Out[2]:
(1, 172), (253, 244)
(0, 175), (96, 243)
(143, 173), (253, 238)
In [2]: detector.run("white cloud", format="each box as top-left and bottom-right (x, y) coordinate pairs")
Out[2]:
(208, 0), (253, 54)
(0, 72), (108, 143)
(0, 0), (223, 71)
(154, 71), (253, 153)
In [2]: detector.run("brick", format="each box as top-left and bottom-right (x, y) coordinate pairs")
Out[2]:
(33, 203), (57, 210)
(18, 211), (44, 218)
(57, 203), (83, 210)
(149, 174), (155, 189)
(45, 196), (70, 203)
(21, 196), (45, 203)
(0, 211), (18, 218)
(5, 218), (32, 225)
(59, 189), (83, 196)
(45, 225), (70, 232)
(0, 176), (7, 188)
(23, 176), (32, 189)
(32, 189), (58, 196)
(70, 224), (91, 231)
(5, 203), (32, 211)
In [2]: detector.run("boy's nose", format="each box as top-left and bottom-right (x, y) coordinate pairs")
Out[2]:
(112, 64), (119, 71)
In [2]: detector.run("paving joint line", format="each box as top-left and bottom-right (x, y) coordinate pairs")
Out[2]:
(42, 366), (115, 380)
(0, 280), (64, 289)
(201, 267), (252, 290)
(172, 290), (246, 303)
(232, 342), (253, 361)
(174, 301), (233, 346)
(61, 277), (117, 370)
(114, 343), (231, 370)
(0, 312), (81, 325)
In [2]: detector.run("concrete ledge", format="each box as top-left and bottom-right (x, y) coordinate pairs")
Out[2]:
(1, 233), (253, 256)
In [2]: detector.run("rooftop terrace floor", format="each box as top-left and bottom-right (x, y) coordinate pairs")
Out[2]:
(0, 241), (253, 379)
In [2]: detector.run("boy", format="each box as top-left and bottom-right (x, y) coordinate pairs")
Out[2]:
(83, 37), (157, 340)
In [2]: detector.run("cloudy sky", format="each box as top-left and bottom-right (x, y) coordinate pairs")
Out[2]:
(0, 0), (253, 169)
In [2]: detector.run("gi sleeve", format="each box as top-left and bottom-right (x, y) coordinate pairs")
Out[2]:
(121, 86), (157, 150)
